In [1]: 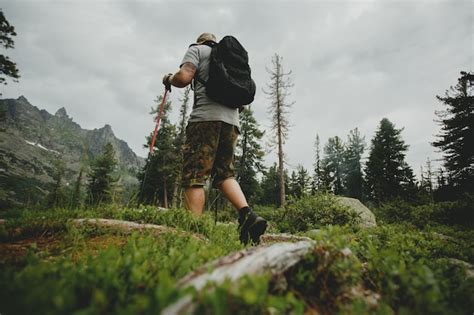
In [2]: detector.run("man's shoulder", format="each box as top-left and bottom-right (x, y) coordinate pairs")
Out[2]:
(189, 44), (211, 54)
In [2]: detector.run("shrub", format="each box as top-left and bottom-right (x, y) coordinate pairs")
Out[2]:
(352, 225), (474, 314)
(274, 194), (361, 233)
(376, 196), (474, 227)
(194, 276), (305, 315)
(287, 231), (363, 314)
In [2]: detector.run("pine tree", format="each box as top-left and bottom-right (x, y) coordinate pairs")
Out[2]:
(46, 158), (66, 208)
(364, 118), (416, 203)
(71, 167), (83, 208)
(86, 143), (117, 205)
(288, 170), (298, 198)
(322, 136), (345, 194)
(434, 167), (453, 201)
(0, 9), (20, 90)
(171, 87), (191, 207)
(258, 163), (289, 206)
(433, 71), (473, 194)
(137, 96), (178, 207)
(71, 142), (89, 209)
(419, 158), (434, 197)
(342, 128), (365, 199)
(264, 54), (294, 207)
(235, 106), (265, 203)
(290, 164), (311, 198)
(259, 163), (280, 206)
(311, 134), (323, 194)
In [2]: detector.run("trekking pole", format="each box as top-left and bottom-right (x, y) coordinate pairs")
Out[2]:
(139, 89), (169, 202)
(149, 89), (169, 155)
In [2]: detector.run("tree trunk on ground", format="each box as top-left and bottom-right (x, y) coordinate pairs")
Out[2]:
(71, 218), (206, 241)
(162, 241), (315, 315)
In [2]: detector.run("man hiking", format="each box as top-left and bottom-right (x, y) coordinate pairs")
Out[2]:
(162, 33), (267, 245)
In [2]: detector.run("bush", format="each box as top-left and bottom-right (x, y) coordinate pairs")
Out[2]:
(287, 231), (363, 314)
(352, 225), (474, 314)
(194, 276), (305, 315)
(274, 194), (361, 233)
(375, 196), (474, 227)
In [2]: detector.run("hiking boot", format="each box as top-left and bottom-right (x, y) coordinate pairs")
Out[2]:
(238, 208), (267, 245)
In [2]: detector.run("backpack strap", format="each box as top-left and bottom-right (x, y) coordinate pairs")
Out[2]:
(188, 40), (216, 48)
(188, 41), (217, 101)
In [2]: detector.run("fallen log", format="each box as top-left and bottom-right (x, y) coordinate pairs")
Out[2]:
(260, 233), (312, 244)
(71, 218), (207, 241)
(162, 240), (315, 315)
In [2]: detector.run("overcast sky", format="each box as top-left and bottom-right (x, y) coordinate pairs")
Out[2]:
(2, 0), (473, 178)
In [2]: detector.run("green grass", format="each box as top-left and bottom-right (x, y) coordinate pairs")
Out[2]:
(0, 203), (473, 314)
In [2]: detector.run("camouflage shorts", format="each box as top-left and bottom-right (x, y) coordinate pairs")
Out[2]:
(182, 121), (239, 188)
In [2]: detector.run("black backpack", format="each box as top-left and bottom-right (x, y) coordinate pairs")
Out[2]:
(194, 36), (256, 108)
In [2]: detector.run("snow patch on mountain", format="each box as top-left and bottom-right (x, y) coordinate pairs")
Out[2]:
(24, 139), (61, 155)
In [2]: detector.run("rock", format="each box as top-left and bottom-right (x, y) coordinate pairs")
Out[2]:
(337, 197), (377, 228)
(54, 107), (68, 118)
(431, 232), (457, 243)
(447, 258), (474, 279)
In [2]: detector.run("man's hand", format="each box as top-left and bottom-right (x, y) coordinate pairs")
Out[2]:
(162, 63), (196, 91)
(162, 73), (173, 91)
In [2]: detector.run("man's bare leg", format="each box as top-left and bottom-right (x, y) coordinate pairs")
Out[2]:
(217, 178), (249, 211)
(184, 186), (205, 216)
(218, 177), (267, 245)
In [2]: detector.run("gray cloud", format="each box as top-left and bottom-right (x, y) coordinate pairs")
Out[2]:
(2, 0), (472, 179)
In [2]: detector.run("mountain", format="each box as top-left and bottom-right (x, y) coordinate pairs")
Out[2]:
(0, 96), (145, 208)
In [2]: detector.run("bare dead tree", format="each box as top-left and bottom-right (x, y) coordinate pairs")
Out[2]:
(264, 54), (294, 207)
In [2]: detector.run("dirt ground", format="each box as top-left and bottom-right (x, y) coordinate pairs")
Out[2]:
(0, 233), (130, 266)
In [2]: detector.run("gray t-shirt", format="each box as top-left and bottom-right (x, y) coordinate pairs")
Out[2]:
(180, 45), (240, 129)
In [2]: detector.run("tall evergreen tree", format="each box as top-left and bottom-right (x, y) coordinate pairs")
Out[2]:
(311, 134), (323, 194)
(259, 163), (280, 206)
(419, 157), (434, 198)
(322, 136), (345, 194)
(87, 143), (117, 205)
(259, 163), (289, 206)
(288, 170), (298, 198)
(71, 142), (89, 209)
(171, 87), (191, 207)
(264, 54), (294, 207)
(433, 71), (473, 194)
(289, 164), (311, 198)
(364, 118), (416, 203)
(71, 168), (83, 208)
(0, 9), (20, 90)
(137, 96), (178, 207)
(235, 106), (265, 203)
(46, 158), (66, 208)
(342, 128), (365, 199)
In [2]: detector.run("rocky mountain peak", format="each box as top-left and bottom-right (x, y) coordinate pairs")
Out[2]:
(0, 96), (145, 207)
(99, 124), (114, 136)
(55, 107), (68, 118)
(17, 95), (30, 104)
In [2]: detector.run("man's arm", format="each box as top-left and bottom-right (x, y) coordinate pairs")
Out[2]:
(163, 62), (196, 90)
